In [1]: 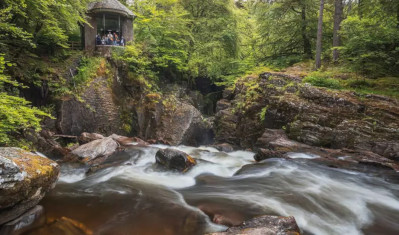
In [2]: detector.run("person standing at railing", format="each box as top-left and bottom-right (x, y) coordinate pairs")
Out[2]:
(113, 32), (119, 46)
(107, 32), (113, 45)
(96, 34), (101, 45)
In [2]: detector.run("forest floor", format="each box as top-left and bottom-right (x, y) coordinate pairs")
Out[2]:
(252, 61), (399, 99)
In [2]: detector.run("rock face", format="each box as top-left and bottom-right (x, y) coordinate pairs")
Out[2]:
(209, 215), (301, 235)
(132, 95), (214, 146)
(56, 76), (124, 136)
(155, 148), (196, 172)
(65, 137), (118, 165)
(215, 72), (399, 160)
(0, 148), (59, 225)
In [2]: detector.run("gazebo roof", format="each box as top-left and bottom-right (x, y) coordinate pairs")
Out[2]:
(88, 0), (135, 18)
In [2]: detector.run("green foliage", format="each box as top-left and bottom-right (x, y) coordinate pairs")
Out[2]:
(303, 72), (342, 89)
(340, 14), (399, 77)
(181, 0), (242, 80)
(253, 0), (319, 60)
(132, 0), (191, 79)
(73, 57), (103, 87)
(303, 69), (399, 98)
(0, 55), (51, 144)
(259, 105), (269, 122)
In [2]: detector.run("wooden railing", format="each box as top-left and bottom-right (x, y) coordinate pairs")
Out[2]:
(68, 41), (82, 50)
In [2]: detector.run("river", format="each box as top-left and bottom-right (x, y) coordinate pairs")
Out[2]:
(20, 144), (399, 235)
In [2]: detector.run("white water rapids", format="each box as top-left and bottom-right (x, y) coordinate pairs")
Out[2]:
(31, 145), (399, 235)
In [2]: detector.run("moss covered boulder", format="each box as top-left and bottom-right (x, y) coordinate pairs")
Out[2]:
(0, 148), (59, 225)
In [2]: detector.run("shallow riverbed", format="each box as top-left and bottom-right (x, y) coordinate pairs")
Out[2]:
(19, 145), (399, 235)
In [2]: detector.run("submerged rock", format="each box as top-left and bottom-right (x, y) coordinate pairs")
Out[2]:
(0, 148), (59, 225)
(0, 205), (45, 234)
(208, 215), (301, 235)
(155, 148), (196, 172)
(212, 143), (235, 153)
(65, 137), (118, 165)
(24, 217), (93, 235)
(254, 148), (284, 162)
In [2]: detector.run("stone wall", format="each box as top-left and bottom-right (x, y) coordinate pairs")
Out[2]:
(84, 15), (97, 51)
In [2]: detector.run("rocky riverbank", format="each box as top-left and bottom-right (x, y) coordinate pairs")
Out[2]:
(214, 72), (399, 162)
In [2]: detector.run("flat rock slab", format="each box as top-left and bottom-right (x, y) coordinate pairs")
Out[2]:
(66, 137), (118, 165)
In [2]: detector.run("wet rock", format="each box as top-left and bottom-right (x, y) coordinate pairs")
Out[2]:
(254, 148), (284, 162)
(255, 129), (309, 152)
(0, 148), (59, 225)
(212, 143), (235, 153)
(78, 132), (104, 144)
(253, 129), (399, 171)
(65, 137), (118, 165)
(208, 215), (301, 235)
(0, 205), (45, 234)
(155, 148), (197, 172)
(24, 217), (93, 235)
(198, 203), (246, 227)
(86, 147), (144, 174)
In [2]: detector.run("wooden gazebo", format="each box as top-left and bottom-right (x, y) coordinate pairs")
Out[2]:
(83, 0), (135, 51)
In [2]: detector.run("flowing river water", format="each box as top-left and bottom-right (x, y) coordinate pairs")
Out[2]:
(20, 145), (399, 235)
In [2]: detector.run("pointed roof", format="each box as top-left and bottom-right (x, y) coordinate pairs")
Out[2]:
(88, 0), (135, 18)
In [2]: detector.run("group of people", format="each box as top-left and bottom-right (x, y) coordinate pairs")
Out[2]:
(96, 32), (125, 46)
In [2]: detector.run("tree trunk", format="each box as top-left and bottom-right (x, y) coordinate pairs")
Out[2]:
(301, 3), (312, 58)
(332, 0), (343, 62)
(397, 1), (399, 28)
(315, 0), (325, 69)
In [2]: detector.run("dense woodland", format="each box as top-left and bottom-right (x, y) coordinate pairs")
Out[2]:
(0, 0), (398, 146)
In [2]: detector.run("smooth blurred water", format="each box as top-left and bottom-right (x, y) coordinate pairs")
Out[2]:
(21, 145), (399, 235)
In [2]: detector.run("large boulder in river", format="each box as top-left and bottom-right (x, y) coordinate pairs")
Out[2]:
(132, 93), (214, 146)
(155, 148), (196, 172)
(0, 148), (59, 225)
(65, 137), (118, 165)
(208, 215), (301, 235)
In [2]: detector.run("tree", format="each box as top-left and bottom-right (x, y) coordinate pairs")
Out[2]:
(315, 0), (325, 69)
(181, 0), (240, 81)
(132, 0), (192, 80)
(254, 0), (319, 64)
(332, 0), (343, 62)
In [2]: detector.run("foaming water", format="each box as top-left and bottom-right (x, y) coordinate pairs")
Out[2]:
(23, 147), (399, 235)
